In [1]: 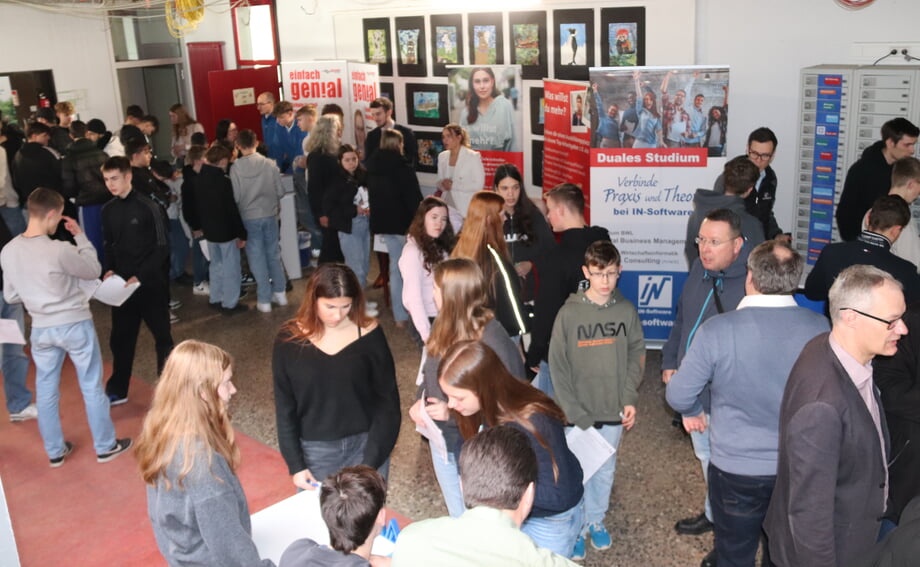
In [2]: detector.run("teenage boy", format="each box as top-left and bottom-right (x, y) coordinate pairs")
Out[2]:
(180, 145), (210, 295)
(271, 101), (307, 174)
(293, 105), (322, 260)
(548, 240), (645, 560)
(101, 156), (174, 405)
(231, 129), (287, 313)
(191, 145), (247, 315)
(1, 188), (131, 466)
(279, 465), (388, 567)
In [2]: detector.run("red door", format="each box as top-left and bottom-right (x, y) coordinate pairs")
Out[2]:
(186, 42), (224, 138)
(207, 66), (280, 142)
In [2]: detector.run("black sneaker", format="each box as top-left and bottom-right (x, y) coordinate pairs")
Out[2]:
(50, 441), (74, 468)
(108, 393), (129, 406)
(675, 512), (713, 535)
(241, 273), (256, 287)
(221, 304), (249, 316)
(97, 438), (132, 463)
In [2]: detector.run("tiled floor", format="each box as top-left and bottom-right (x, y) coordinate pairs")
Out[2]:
(12, 266), (717, 566)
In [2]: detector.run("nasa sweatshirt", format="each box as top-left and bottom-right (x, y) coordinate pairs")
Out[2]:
(548, 288), (646, 430)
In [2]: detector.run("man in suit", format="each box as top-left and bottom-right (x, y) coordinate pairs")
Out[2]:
(364, 97), (418, 167)
(765, 264), (905, 567)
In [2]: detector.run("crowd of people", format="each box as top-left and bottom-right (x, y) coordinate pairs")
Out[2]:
(2, 94), (920, 567)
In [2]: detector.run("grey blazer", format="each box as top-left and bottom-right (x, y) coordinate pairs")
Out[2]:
(765, 333), (890, 567)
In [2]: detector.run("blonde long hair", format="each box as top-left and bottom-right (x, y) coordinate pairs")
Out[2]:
(450, 191), (511, 301)
(426, 258), (494, 358)
(305, 115), (342, 156)
(135, 340), (239, 489)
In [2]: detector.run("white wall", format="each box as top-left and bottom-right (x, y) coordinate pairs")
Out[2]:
(696, 0), (920, 235)
(0, 4), (120, 130)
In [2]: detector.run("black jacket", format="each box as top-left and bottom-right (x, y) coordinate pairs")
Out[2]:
(713, 161), (782, 239)
(872, 304), (920, 523)
(837, 141), (893, 242)
(367, 150), (422, 235)
(49, 126), (72, 156)
(62, 138), (110, 206)
(804, 231), (920, 305)
(131, 166), (170, 210)
(180, 165), (200, 230)
(102, 188), (170, 287)
(190, 164), (246, 244)
(306, 151), (339, 222)
(527, 225), (611, 367)
(11, 142), (63, 203)
(365, 123), (419, 168)
(325, 168), (364, 234)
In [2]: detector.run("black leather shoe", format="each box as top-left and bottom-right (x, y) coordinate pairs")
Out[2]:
(700, 549), (716, 567)
(675, 512), (713, 535)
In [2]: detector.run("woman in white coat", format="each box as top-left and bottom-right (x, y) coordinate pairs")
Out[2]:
(436, 123), (484, 218)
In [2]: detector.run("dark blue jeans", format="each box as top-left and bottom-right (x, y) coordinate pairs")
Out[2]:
(709, 464), (775, 567)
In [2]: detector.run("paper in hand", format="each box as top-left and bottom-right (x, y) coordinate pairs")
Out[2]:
(92, 275), (141, 306)
(0, 319), (26, 345)
(415, 390), (450, 465)
(565, 425), (616, 484)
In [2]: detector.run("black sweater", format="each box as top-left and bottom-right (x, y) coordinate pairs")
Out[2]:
(366, 150), (422, 235)
(190, 164), (246, 243)
(62, 138), (110, 206)
(527, 225), (611, 367)
(837, 141), (893, 242)
(272, 325), (401, 476)
(306, 151), (339, 221)
(102, 188), (169, 287)
(324, 168), (365, 234)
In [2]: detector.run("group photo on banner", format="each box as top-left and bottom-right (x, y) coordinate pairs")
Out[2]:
(588, 66), (730, 341)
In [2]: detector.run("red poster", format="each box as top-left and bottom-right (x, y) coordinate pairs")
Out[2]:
(542, 80), (591, 213)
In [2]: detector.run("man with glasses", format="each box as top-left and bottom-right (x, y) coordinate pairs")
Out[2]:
(667, 241), (829, 567)
(662, 208), (750, 565)
(686, 156), (765, 265)
(805, 194), (920, 305)
(766, 264), (906, 567)
(713, 127), (788, 243)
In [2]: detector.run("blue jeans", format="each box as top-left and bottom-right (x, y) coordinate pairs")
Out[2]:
(78, 204), (105, 266)
(293, 170), (322, 255)
(30, 320), (116, 458)
(691, 420), (713, 521)
(582, 424), (624, 528)
(522, 497), (585, 558)
(208, 240), (241, 308)
(0, 205), (26, 236)
(0, 297), (32, 414)
(298, 431), (390, 483)
(168, 218), (189, 280)
(191, 236), (209, 284)
(534, 359), (554, 398)
(709, 464), (775, 567)
(339, 215), (370, 288)
(429, 444), (465, 518)
(381, 234), (408, 322)
(243, 216), (286, 304)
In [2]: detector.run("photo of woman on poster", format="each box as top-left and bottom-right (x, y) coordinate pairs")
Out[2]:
(459, 67), (519, 152)
(632, 70), (662, 148)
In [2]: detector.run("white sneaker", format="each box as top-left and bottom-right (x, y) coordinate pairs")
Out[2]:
(193, 281), (210, 295)
(272, 292), (288, 306)
(367, 307), (379, 317)
(170, 311), (180, 324)
(257, 302), (272, 313)
(10, 403), (38, 422)
(367, 301), (378, 309)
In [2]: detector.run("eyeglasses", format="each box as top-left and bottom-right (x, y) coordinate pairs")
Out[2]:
(747, 149), (774, 161)
(840, 307), (904, 330)
(587, 270), (621, 281)
(694, 236), (736, 247)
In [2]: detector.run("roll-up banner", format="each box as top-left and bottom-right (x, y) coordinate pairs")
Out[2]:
(589, 66), (730, 343)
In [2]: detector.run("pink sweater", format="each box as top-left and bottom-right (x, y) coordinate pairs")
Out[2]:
(398, 237), (442, 341)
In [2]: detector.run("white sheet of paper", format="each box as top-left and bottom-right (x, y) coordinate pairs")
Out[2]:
(93, 275), (141, 307)
(78, 278), (101, 301)
(415, 389), (449, 465)
(251, 488), (395, 563)
(565, 426), (616, 484)
(0, 318), (26, 345)
(199, 239), (211, 261)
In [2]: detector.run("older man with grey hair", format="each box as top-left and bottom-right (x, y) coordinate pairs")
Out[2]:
(765, 264), (907, 567)
(666, 241), (829, 567)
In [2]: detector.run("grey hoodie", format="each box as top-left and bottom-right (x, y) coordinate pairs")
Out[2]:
(230, 152), (285, 220)
(684, 189), (764, 266)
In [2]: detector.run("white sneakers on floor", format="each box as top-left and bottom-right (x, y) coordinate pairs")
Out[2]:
(192, 281), (210, 296)
(272, 292), (288, 306)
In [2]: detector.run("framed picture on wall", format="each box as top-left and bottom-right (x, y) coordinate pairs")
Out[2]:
(553, 8), (594, 81)
(529, 86), (545, 136)
(380, 81), (395, 120)
(395, 16), (427, 77)
(405, 83), (449, 127)
(430, 14), (464, 77)
(509, 11), (547, 80)
(531, 139), (544, 187)
(415, 131), (444, 173)
(468, 12), (504, 66)
(600, 7), (646, 67)
(363, 17), (392, 76)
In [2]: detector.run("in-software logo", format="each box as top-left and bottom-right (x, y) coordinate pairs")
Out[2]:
(638, 275), (672, 308)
